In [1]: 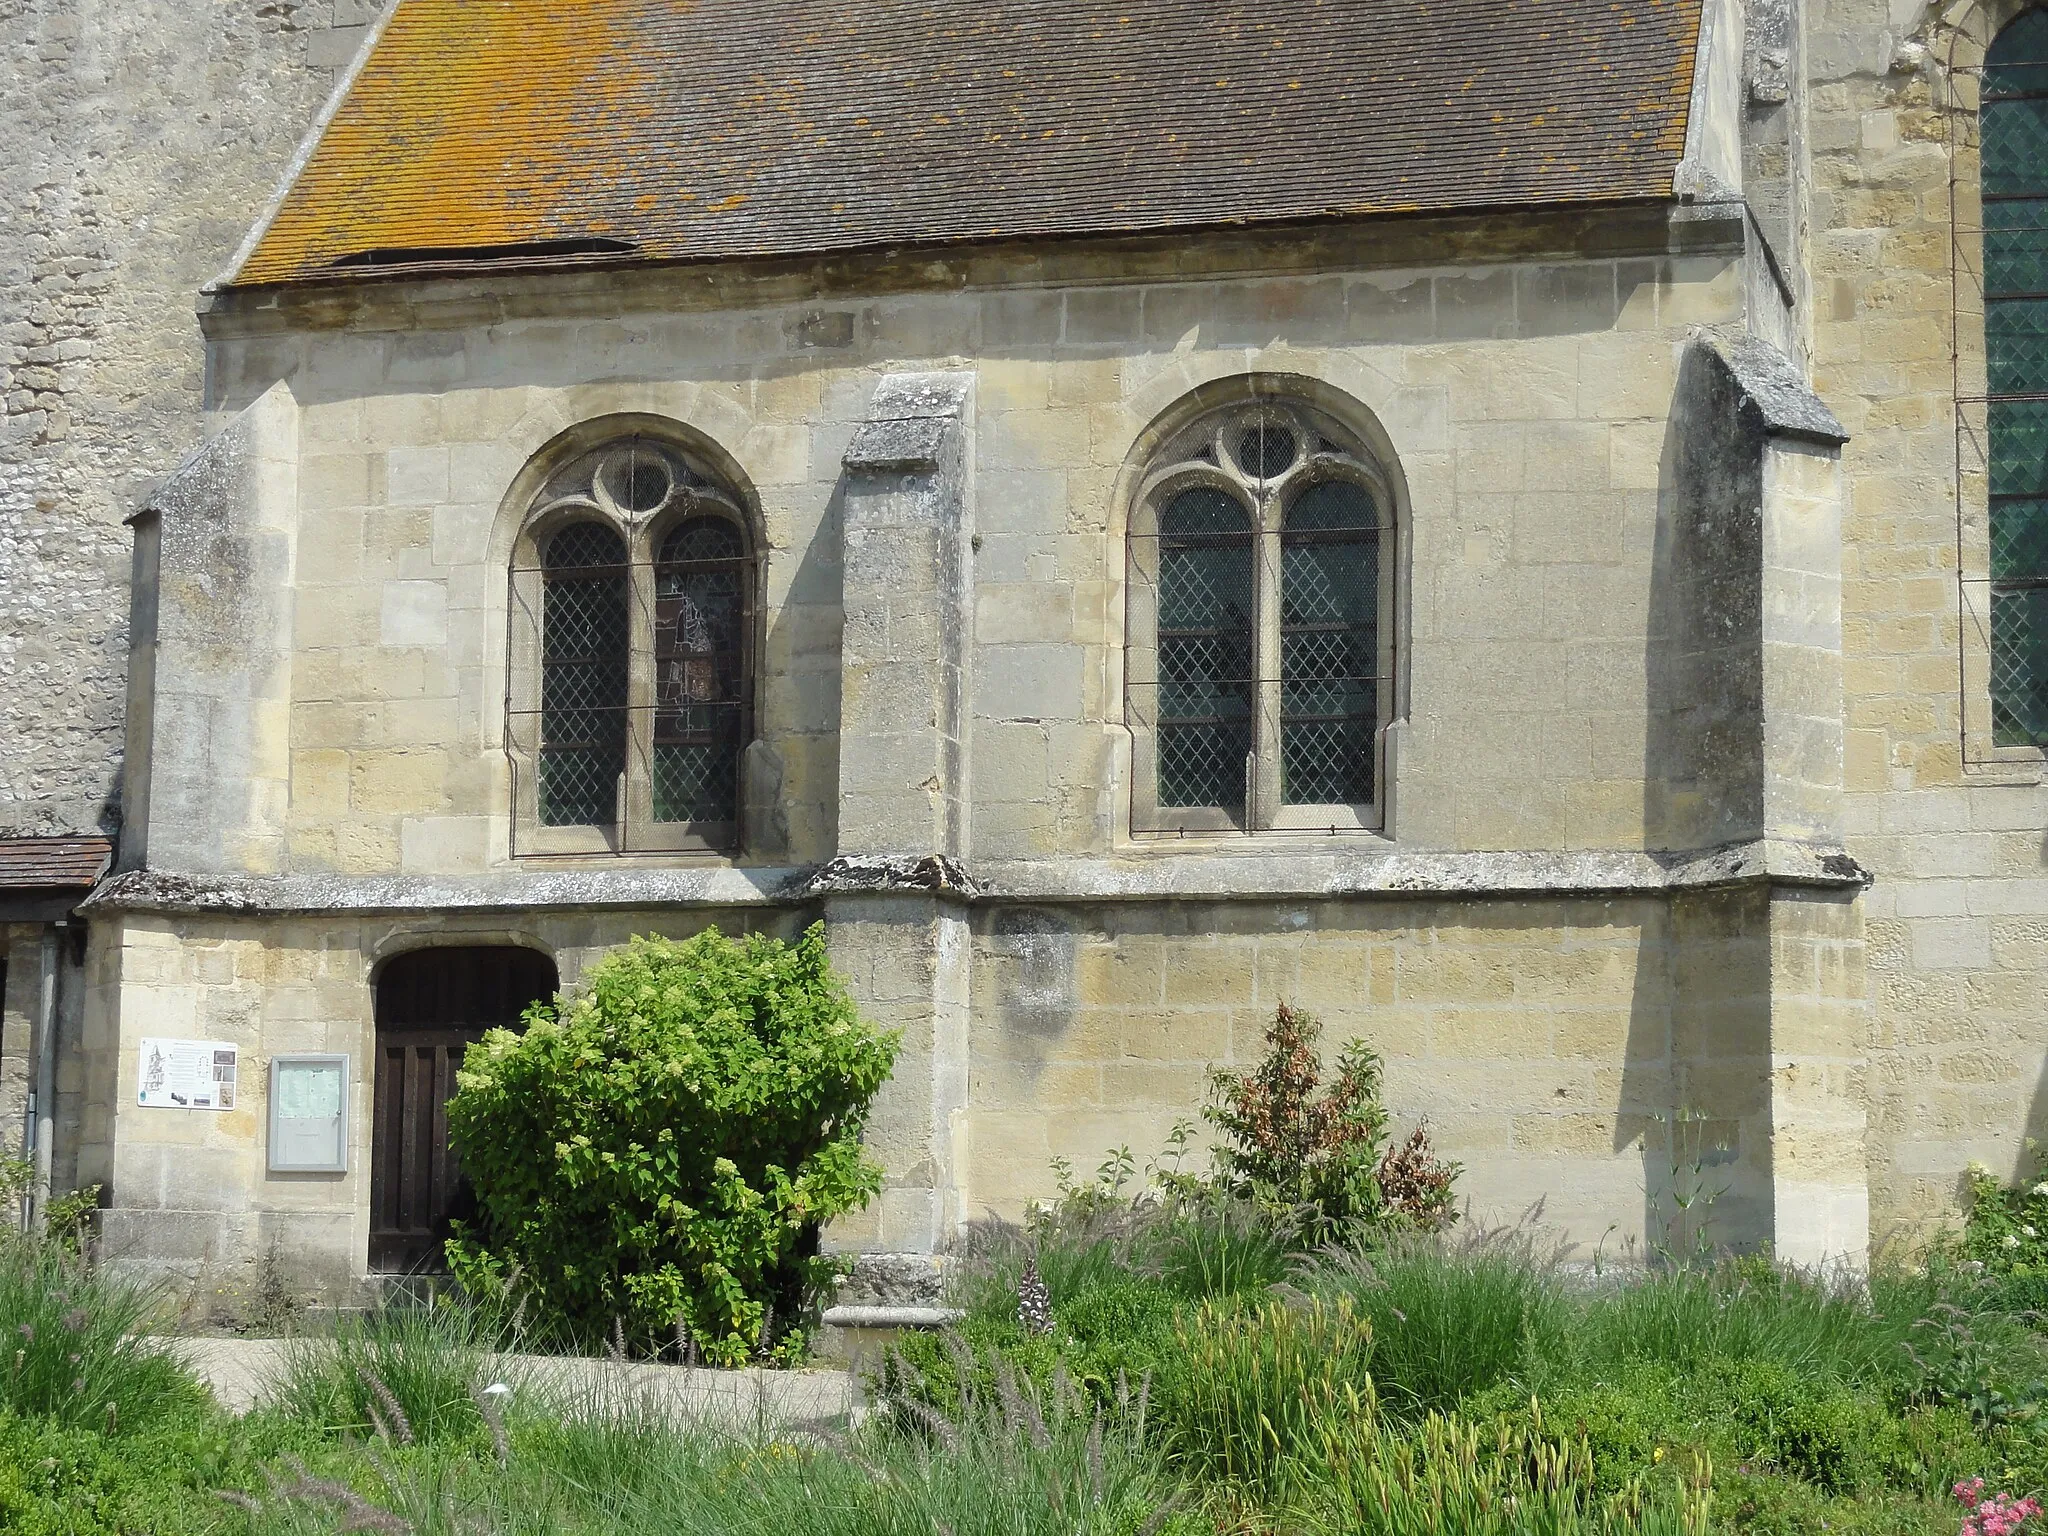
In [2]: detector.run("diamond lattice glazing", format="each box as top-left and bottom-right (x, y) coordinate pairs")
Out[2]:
(1984, 12), (2048, 744)
(653, 515), (748, 825)
(539, 522), (629, 827)
(1155, 487), (1254, 810)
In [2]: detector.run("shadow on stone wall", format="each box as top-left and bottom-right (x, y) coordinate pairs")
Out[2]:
(2018, 1052), (2048, 1184)
(1621, 340), (1775, 1258)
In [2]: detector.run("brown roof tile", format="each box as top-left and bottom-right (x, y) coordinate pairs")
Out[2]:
(0, 838), (113, 891)
(232, 0), (1704, 289)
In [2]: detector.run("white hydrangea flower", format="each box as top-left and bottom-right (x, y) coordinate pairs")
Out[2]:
(1970, 1160), (1996, 1178)
(2027, 1226), (2039, 1238)
(2005, 1233), (2023, 1249)
(2031, 1181), (2048, 1197)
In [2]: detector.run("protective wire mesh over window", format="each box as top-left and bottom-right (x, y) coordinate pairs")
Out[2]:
(1986, 10), (2048, 745)
(1129, 399), (1392, 834)
(654, 518), (747, 824)
(511, 437), (754, 852)
(539, 523), (629, 827)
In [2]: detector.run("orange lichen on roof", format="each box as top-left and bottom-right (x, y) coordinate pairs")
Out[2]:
(233, 0), (1705, 287)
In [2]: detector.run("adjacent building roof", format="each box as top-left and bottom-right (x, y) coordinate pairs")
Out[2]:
(0, 838), (113, 891)
(230, 0), (1705, 288)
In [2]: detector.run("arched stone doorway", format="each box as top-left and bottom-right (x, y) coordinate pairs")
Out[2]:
(369, 946), (558, 1273)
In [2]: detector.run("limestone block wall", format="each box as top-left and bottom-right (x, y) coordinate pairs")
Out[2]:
(964, 892), (1791, 1255)
(0, 1), (387, 839)
(184, 230), (1754, 883)
(84, 905), (799, 1309)
(1806, 0), (2048, 1244)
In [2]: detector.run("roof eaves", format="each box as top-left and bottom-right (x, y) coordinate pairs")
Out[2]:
(219, 190), (1692, 298)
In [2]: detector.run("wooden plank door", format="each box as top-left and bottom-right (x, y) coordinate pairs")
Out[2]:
(369, 948), (557, 1274)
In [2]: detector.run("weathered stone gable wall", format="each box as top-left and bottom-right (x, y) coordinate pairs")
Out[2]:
(1806, 0), (2048, 1245)
(0, 0), (383, 839)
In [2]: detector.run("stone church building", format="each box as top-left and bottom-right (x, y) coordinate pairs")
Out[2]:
(2, 0), (2044, 1301)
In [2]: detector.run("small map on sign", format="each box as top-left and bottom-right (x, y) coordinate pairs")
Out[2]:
(137, 1039), (238, 1111)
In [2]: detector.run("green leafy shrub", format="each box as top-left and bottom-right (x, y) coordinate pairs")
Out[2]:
(0, 1159), (102, 1255)
(1204, 1003), (1458, 1244)
(1963, 1153), (2048, 1276)
(1713, 1468), (1959, 1536)
(446, 924), (898, 1364)
(1899, 1298), (2048, 1430)
(0, 1407), (327, 1536)
(1473, 1355), (1982, 1505)
(1707, 1358), (1900, 1493)
(1468, 1366), (1693, 1496)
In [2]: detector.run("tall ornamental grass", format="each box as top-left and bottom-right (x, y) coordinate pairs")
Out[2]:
(1158, 1295), (1378, 1496)
(1317, 1235), (1571, 1417)
(266, 1299), (527, 1446)
(239, 1350), (1181, 1536)
(0, 1224), (196, 1433)
(1301, 1411), (1714, 1536)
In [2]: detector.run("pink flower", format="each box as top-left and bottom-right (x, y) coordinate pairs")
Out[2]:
(1957, 1484), (2044, 1536)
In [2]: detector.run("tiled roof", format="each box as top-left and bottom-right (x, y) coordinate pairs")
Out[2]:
(231, 0), (1705, 288)
(0, 838), (113, 891)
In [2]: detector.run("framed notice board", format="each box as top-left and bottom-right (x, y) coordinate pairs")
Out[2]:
(268, 1054), (349, 1174)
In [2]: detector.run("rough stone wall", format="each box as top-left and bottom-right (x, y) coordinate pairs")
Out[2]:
(1806, 0), (2048, 1245)
(0, 0), (383, 839)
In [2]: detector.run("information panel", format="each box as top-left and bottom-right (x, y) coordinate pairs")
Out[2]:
(268, 1055), (349, 1173)
(136, 1038), (238, 1110)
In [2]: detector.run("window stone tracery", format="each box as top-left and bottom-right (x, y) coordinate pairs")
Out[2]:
(511, 436), (755, 854)
(1126, 396), (1394, 836)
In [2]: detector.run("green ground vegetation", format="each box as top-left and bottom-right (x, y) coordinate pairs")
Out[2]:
(8, 1017), (2048, 1534)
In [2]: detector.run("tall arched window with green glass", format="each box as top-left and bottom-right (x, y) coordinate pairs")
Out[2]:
(1986, 9), (2048, 743)
(1127, 396), (1395, 835)
(511, 433), (756, 854)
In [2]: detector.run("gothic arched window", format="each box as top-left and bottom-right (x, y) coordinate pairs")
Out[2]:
(1127, 397), (1395, 834)
(1985, 9), (2048, 744)
(512, 436), (755, 853)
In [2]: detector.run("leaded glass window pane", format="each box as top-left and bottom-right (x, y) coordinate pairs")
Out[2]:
(1986, 10), (2048, 744)
(539, 523), (628, 827)
(653, 516), (748, 825)
(1281, 480), (1380, 804)
(1156, 487), (1254, 812)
